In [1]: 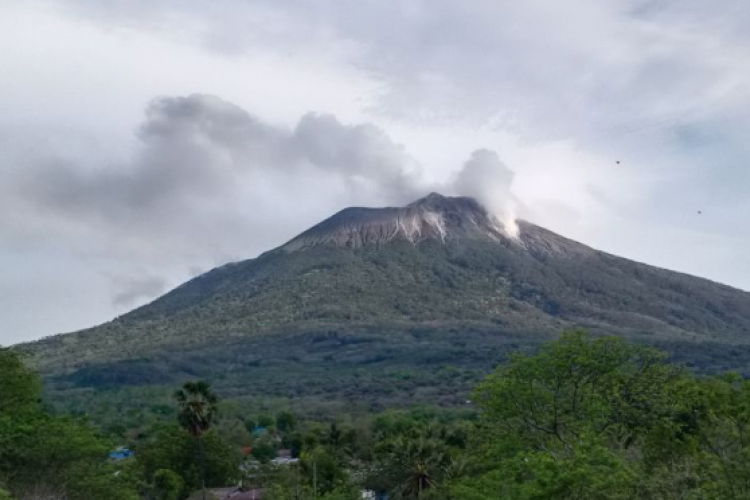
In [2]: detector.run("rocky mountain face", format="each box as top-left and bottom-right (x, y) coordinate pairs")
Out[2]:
(282, 193), (512, 250)
(23, 193), (750, 407)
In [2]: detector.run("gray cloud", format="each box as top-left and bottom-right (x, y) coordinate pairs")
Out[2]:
(14, 94), (429, 244)
(5, 94), (516, 328)
(111, 275), (166, 307)
(12, 90), (523, 251)
(58, 1), (750, 138)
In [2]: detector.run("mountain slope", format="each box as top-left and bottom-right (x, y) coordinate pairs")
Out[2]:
(23, 193), (750, 408)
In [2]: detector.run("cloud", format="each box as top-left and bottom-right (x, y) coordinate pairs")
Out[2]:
(292, 113), (424, 201)
(16, 95), (517, 246)
(13, 94), (428, 249)
(111, 275), (166, 307)
(5, 93), (519, 323)
(56, 1), (750, 141)
(10, 91), (524, 256)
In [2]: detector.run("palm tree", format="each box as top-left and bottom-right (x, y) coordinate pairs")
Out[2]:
(380, 436), (448, 499)
(175, 381), (218, 500)
(397, 438), (445, 499)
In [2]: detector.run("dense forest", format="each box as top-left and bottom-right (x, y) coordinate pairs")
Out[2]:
(3, 331), (750, 499)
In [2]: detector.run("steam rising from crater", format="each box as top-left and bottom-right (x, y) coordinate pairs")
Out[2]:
(448, 149), (520, 238)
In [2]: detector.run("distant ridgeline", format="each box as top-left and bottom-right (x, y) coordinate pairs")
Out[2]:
(19, 193), (750, 417)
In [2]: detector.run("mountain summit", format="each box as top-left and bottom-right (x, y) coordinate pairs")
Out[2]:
(282, 193), (512, 251)
(25, 194), (750, 405)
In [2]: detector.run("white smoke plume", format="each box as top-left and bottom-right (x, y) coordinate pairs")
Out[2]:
(447, 149), (521, 237)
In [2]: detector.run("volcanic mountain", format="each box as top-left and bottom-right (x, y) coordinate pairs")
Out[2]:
(25, 193), (750, 408)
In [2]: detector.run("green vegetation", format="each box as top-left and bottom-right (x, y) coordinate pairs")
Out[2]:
(175, 381), (219, 500)
(137, 425), (241, 498)
(25, 230), (750, 388)
(6, 331), (750, 499)
(21, 228), (750, 431)
(0, 348), (139, 500)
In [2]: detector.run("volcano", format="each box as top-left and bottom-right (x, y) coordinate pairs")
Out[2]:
(25, 193), (750, 407)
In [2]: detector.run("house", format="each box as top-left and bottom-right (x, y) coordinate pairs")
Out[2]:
(270, 456), (299, 466)
(251, 426), (268, 438)
(108, 446), (134, 461)
(270, 448), (299, 465)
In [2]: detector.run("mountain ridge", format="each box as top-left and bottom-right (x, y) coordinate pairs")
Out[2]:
(280, 192), (516, 251)
(20, 193), (750, 408)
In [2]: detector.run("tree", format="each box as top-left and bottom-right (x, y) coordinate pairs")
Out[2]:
(251, 435), (278, 463)
(324, 422), (347, 458)
(376, 436), (449, 499)
(300, 447), (348, 496)
(0, 348), (42, 418)
(258, 415), (275, 428)
(152, 469), (184, 500)
(695, 373), (750, 499)
(276, 411), (297, 433)
(451, 331), (697, 500)
(137, 425), (240, 497)
(0, 348), (139, 500)
(175, 381), (219, 500)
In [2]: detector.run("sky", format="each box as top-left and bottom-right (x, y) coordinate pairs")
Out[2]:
(2, 0), (750, 345)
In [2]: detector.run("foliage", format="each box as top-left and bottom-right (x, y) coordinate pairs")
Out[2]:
(0, 348), (139, 500)
(276, 411), (297, 433)
(448, 331), (750, 499)
(175, 380), (219, 500)
(175, 381), (218, 439)
(299, 446), (347, 495)
(152, 469), (185, 500)
(11, 332), (750, 499)
(695, 373), (750, 499)
(136, 425), (241, 497)
(251, 435), (278, 463)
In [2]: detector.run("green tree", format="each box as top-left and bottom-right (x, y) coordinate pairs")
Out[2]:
(251, 434), (278, 463)
(137, 425), (241, 497)
(451, 331), (696, 500)
(276, 411), (297, 433)
(0, 349), (41, 417)
(0, 348), (139, 500)
(376, 436), (449, 499)
(258, 415), (275, 428)
(301, 447), (348, 496)
(695, 373), (750, 499)
(152, 468), (185, 500)
(175, 381), (219, 500)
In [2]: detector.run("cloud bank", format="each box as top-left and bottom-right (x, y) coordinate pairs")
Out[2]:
(3, 94), (520, 325)
(13, 94), (519, 250)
